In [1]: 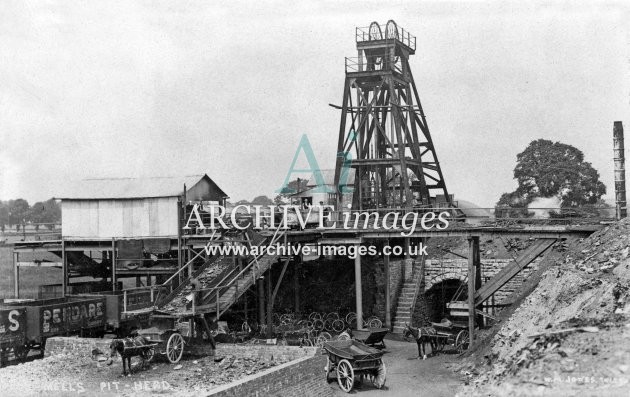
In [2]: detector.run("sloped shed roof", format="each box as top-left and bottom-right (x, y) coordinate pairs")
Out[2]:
(56, 174), (227, 200)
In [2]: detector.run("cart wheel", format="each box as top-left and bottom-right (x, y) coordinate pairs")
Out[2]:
(336, 333), (350, 341)
(320, 332), (331, 341)
(455, 330), (469, 353)
(368, 318), (382, 328)
(144, 346), (155, 363)
(372, 361), (387, 389)
(332, 319), (345, 333)
(166, 333), (185, 363)
(345, 312), (356, 325)
(435, 339), (445, 352)
(336, 359), (355, 392)
(13, 345), (29, 362)
(313, 319), (324, 331)
(324, 319), (334, 332)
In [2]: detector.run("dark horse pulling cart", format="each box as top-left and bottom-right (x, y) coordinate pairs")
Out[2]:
(110, 336), (158, 375)
(323, 340), (386, 393)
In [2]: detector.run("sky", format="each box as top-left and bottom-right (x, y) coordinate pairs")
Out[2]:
(1, 0), (628, 207)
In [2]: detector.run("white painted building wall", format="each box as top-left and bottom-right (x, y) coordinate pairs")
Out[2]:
(61, 197), (178, 238)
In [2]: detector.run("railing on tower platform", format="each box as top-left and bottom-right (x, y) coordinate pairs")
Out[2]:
(355, 22), (416, 51)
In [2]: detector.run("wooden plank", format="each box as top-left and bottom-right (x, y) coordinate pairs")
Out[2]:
(474, 238), (556, 305)
(467, 237), (478, 350)
(16, 261), (63, 267)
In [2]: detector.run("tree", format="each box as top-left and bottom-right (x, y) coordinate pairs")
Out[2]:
(7, 199), (29, 225)
(28, 198), (61, 227)
(498, 139), (606, 209)
(250, 195), (274, 206)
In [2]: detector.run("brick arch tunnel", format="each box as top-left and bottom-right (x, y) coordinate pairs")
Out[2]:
(423, 274), (468, 323)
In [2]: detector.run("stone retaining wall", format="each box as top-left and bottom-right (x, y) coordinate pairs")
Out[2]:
(410, 258), (540, 326)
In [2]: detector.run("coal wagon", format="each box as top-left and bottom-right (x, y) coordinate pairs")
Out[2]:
(0, 295), (107, 364)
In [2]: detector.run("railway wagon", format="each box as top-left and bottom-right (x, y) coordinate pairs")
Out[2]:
(76, 286), (163, 332)
(0, 295), (107, 363)
(0, 308), (27, 365)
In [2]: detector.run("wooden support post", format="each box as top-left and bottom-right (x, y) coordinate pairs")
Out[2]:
(13, 251), (19, 298)
(111, 238), (117, 291)
(294, 260), (300, 314)
(215, 290), (219, 319)
(187, 246), (193, 278)
(355, 244), (364, 330)
(384, 245), (391, 329)
(257, 278), (265, 329)
(61, 239), (67, 297)
(475, 242), (483, 326)
(271, 259), (290, 305)
(266, 269), (273, 337)
(468, 236), (479, 350)
(177, 198), (183, 283)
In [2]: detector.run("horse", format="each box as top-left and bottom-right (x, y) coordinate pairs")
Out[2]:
(109, 335), (153, 376)
(403, 324), (437, 360)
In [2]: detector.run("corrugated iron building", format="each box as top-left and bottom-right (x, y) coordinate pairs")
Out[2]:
(57, 174), (228, 239)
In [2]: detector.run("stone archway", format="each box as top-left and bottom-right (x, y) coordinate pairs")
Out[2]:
(425, 272), (467, 292)
(423, 277), (467, 323)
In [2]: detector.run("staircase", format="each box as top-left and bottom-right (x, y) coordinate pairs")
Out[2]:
(197, 253), (283, 316)
(392, 256), (425, 334)
(156, 228), (286, 317)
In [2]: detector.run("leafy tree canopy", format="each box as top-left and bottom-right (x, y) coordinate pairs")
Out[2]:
(498, 139), (606, 208)
(0, 198), (61, 225)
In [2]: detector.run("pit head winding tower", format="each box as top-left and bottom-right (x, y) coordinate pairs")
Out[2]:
(333, 20), (452, 211)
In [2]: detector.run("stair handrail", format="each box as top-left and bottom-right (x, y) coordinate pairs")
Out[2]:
(200, 228), (286, 305)
(153, 230), (219, 304)
(160, 230), (218, 288)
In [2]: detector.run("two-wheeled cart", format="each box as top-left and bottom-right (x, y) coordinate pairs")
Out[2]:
(322, 340), (386, 393)
(431, 320), (470, 353)
(138, 312), (215, 364)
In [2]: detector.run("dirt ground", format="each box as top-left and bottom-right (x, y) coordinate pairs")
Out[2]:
(457, 219), (630, 396)
(327, 339), (463, 396)
(1, 339), (464, 397)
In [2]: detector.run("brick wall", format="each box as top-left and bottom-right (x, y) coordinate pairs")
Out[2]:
(45, 336), (111, 357)
(46, 338), (333, 397)
(207, 350), (331, 397)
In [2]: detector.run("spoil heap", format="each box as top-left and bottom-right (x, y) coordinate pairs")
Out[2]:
(460, 218), (630, 396)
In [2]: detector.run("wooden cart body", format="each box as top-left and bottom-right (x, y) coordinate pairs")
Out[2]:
(351, 327), (388, 349)
(138, 312), (215, 364)
(323, 340), (386, 392)
(431, 321), (470, 353)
